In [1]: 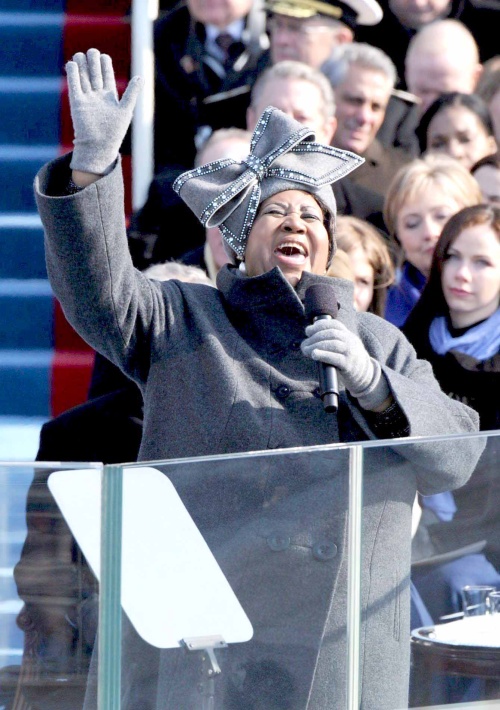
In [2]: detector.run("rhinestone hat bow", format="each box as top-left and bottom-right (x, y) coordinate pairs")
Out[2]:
(173, 107), (364, 260)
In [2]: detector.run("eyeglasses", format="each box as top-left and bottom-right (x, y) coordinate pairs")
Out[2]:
(267, 15), (336, 37)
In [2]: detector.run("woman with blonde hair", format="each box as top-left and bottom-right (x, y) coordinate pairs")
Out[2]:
(329, 215), (395, 316)
(383, 154), (482, 327)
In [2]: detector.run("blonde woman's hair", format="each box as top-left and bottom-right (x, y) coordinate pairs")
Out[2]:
(383, 154), (483, 241)
(326, 248), (354, 282)
(333, 216), (395, 316)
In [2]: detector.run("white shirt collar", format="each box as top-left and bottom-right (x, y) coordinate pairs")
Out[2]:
(205, 18), (245, 43)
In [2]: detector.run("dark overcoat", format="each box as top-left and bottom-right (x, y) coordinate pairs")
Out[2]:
(346, 139), (411, 199)
(154, 3), (269, 170)
(35, 155), (482, 709)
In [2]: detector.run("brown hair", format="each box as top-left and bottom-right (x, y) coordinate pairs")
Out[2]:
(332, 216), (395, 316)
(471, 153), (500, 174)
(327, 248), (354, 281)
(404, 204), (500, 333)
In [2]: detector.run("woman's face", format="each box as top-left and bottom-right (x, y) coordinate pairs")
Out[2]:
(347, 244), (375, 312)
(426, 105), (497, 170)
(245, 190), (330, 286)
(442, 223), (500, 328)
(396, 185), (463, 276)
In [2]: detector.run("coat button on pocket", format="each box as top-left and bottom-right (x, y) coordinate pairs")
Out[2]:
(312, 541), (338, 561)
(275, 385), (291, 399)
(267, 534), (291, 552)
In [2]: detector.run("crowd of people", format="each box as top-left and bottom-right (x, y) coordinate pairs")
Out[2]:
(10, 0), (500, 707)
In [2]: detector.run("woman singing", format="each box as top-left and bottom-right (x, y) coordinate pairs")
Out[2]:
(34, 50), (483, 710)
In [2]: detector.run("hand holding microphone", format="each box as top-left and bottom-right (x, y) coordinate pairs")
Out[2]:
(302, 285), (390, 411)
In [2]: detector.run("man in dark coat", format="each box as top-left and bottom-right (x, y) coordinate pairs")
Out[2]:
(404, 19), (483, 118)
(154, 0), (269, 171)
(325, 42), (412, 198)
(265, 0), (420, 153)
(357, 0), (499, 91)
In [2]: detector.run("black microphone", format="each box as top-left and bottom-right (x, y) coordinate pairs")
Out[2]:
(304, 284), (339, 413)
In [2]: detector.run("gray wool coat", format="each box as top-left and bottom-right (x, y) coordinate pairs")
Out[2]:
(35, 156), (482, 709)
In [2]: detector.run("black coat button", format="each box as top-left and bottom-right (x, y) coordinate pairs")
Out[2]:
(312, 541), (338, 561)
(291, 340), (301, 350)
(267, 534), (291, 552)
(275, 385), (291, 399)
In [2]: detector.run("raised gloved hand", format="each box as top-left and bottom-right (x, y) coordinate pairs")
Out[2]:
(301, 319), (390, 410)
(66, 48), (143, 175)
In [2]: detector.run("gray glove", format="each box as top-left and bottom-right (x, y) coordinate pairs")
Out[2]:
(301, 319), (390, 410)
(66, 48), (142, 175)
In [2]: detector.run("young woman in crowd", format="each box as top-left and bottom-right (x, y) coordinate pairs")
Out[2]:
(403, 204), (500, 623)
(471, 153), (500, 207)
(328, 215), (394, 316)
(416, 92), (497, 171)
(383, 155), (482, 326)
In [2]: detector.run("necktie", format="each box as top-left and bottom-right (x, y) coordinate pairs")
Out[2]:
(215, 32), (241, 71)
(215, 32), (234, 55)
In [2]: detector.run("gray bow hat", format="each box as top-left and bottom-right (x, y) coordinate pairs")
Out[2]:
(173, 107), (364, 261)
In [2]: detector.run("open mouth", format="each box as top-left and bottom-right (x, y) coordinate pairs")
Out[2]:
(274, 241), (308, 261)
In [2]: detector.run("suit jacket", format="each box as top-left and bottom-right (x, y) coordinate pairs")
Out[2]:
(348, 138), (412, 198)
(377, 93), (419, 157)
(154, 2), (269, 170)
(128, 165), (205, 268)
(333, 177), (387, 234)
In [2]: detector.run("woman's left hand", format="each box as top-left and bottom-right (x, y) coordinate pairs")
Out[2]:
(301, 319), (390, 410)
(66, 48), (143, 177)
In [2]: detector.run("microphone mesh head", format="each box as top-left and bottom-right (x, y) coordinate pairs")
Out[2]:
(304, 284), (339, 321)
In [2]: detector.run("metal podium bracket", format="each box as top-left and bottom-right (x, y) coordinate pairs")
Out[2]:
(182, 635), (227, 675)
(183, 636), (228, 710)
